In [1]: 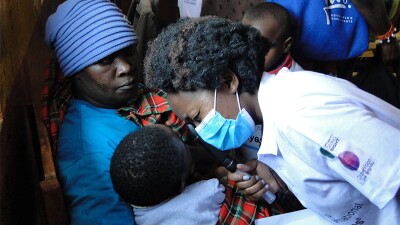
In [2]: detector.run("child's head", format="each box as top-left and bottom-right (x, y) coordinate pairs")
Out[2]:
(242, 2), (293, 71)
(110, 124), (192, 207)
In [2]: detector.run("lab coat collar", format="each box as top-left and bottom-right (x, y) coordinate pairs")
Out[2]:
(257, 72), (279, 156)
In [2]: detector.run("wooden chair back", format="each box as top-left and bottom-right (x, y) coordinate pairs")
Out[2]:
(25, 104), (69, 225)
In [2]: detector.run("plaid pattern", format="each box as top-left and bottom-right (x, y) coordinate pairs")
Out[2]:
(40, 59), (284, 224)
(218, 179), (284, 225)
(40, 58), (189, 154)
(41, 59), (72, 154)
(117, 88), (189, 142)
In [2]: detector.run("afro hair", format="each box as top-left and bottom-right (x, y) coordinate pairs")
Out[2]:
(144, 16), (270, 94)
(110, 124), (187, 207)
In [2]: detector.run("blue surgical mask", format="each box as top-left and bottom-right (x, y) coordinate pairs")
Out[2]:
(195, 89), (255, 150)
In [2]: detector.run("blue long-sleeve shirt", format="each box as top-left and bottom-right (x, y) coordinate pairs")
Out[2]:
(57, 99), (140, 225)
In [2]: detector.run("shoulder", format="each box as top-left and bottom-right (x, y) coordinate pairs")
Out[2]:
(185, 178), (224, 193)
(58, 100), (139, 159)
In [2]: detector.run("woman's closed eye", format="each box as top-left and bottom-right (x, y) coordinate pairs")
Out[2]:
(95, 54), (115, 65)
(192, 113), (202, 124)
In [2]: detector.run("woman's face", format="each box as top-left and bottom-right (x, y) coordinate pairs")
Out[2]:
(167, 89), (240, 127)
(74, 44), (141, 108)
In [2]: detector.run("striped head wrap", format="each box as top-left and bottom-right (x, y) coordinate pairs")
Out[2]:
(45, 0), (139, 77)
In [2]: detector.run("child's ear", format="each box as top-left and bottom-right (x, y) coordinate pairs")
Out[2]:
(219, 69), (239, 94)
(283, 36), (293, 54)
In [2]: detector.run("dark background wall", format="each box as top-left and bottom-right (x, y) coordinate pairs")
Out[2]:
(1, 0), (61, 224)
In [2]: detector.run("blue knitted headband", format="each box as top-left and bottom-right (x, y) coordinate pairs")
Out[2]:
(45, 0), (139, 77)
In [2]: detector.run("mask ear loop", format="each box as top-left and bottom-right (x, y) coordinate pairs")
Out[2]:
(214, 88), (217, 110)
(235, 92), (241, 111)
(213, 76), (218, 110)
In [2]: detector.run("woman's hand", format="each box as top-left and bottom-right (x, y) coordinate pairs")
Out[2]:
(227, 159), (280, 201)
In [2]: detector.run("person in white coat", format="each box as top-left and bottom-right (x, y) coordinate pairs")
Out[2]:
(143, 16), (400, 225)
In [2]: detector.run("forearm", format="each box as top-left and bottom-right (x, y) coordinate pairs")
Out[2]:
(352, 0), (399, 61)
(351, 0), (391, 35)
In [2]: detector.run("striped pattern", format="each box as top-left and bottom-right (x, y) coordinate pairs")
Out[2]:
(45, 0), (138, 77)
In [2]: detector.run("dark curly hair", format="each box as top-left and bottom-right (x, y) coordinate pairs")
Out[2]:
(110, 124), (186, 207)
(144, 16), (270, 94)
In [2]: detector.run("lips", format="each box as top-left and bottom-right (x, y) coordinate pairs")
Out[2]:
(118, 80), (135, 90)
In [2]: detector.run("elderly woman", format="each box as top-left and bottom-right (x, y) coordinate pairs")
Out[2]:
(45, 0), (189, 224)
(143, 16), (400, 225)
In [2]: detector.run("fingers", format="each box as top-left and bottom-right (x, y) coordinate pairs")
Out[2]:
(229, 159), (280, 202)
(226, 166), (256, 182)
(236, 159), (258, 173)
(227, 170), (244, 182)
(237, 176), (269, 201)
(253, 161), (282, 193)
(247, 182), (269, 202)
(235, 175), (267, 194)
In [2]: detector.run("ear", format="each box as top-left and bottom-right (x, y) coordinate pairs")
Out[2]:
(282, 36), (293, 54)
(218, 69), (239, 94)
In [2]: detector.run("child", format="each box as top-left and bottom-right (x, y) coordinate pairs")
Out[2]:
(110, 124), (282, 225)
(242, 2), (303, 74)
(240, 2), (304, 160)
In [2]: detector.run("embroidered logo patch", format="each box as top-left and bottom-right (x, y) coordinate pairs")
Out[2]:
(338, 151), (360, 171)
(320, 133), (375, 184)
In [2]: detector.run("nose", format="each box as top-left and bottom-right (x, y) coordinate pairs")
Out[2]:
(115, 57), (132, 77)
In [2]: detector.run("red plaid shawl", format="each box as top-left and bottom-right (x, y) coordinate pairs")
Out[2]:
(219, 179), (284, 225)
(41, 59), (72, 154)
(40, 59), (284, 224)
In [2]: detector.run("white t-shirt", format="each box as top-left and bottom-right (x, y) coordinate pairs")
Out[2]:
(133, 178), (225, 225)
(178, 0), (202, 18)
(257, 68), (400, 225)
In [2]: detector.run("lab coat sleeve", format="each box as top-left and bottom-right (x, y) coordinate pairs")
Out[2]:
(282, 98), (400, 209)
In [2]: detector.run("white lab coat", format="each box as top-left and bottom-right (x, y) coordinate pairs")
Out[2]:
(257, 68), (400, 225)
